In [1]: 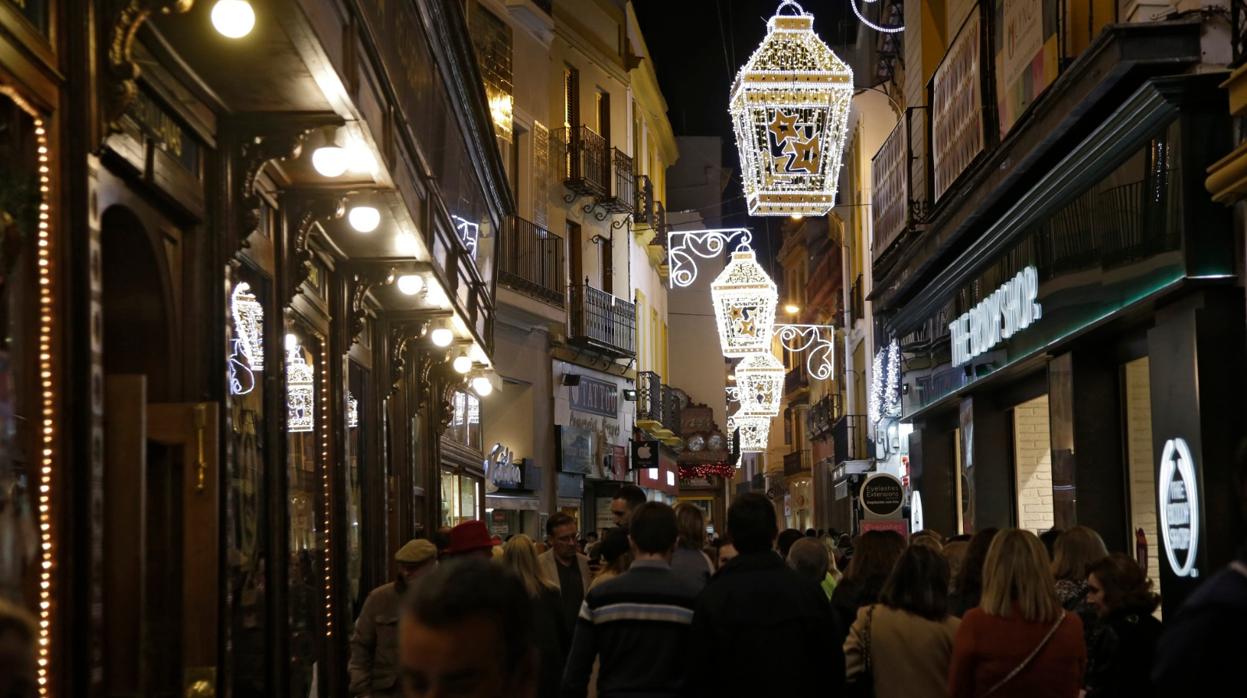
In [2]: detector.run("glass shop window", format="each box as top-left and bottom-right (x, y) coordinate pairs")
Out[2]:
(446, 391), (482, 451)
(0, 95), (41, 616)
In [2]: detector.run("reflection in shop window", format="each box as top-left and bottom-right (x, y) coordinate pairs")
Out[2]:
(447, 390), (481, 449)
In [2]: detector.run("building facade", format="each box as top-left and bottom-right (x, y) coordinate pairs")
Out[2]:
(871, 0), (1243, 615)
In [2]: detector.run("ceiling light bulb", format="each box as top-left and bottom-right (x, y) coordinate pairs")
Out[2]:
(285, 333), (298, 352)
(312, 146), (348, 177)
(211, 0), (255, 38)
(453, 355), (473, 374)
(396, 274), (424, 296)
(784, 304), (800, 315)
(471, 376), (494, 396)
(430, 328), (454, 347)
(348, 206), (381, 233)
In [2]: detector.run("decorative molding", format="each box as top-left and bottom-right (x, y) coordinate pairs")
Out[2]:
(105, 0), (194, 134)
(346, 267), (394, 345)
(235, 126), (313, 250)
(667, 228), (753, 288)
(286, 193), (346, 302)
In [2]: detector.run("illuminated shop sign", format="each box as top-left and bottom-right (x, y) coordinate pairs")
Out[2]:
(949, 266), (1042, 366)
(570, 377), (619, 418)
(1159, 437), (1200, 578)
(486, 443), (523, 490)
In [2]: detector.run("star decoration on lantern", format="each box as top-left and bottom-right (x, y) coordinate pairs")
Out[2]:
(768, 109), (802, 144)
(784, 133), (822, 174)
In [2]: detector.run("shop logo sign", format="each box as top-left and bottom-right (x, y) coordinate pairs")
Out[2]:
(949, 266), (1042, 366)
(910, 490), (924, 534)
(1159, 437), (1200, 578)
(486, 443), (523, 490)
(570, 377), (619, 418)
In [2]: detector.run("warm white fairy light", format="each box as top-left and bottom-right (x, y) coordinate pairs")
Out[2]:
(729, 0), (854, 216)
(711, 248), (778, 357)
(869, 344), (884, 425)
(320, 341), (333, 637)
(884, 339), (902, 418)
(729, 413), (772, 453)
(851, 0), (904, 34)
(347, 392), (359, 429)
(735, 352), (785, 416)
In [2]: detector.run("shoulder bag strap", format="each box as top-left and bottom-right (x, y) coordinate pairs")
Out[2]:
(984, 611), (1066, 697)
(863, 604), (874, 676)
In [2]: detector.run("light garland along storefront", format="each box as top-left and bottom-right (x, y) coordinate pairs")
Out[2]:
(897, 76), (1244, 615)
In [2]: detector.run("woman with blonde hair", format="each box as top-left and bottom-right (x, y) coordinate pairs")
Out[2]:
(1051, 525), (1109, 609)
(671, 502), (714, 589)
(499, 535), (568, 698)
(948, 529), (1086, 698)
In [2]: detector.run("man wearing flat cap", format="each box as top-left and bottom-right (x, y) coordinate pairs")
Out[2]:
(349, 539), (437, 697)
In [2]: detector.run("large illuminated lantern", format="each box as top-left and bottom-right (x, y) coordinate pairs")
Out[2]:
(730, 0), (853, 217)
(735, 352), (785, 416)
(711, 248), (778, 357)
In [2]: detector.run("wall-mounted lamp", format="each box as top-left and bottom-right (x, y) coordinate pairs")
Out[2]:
(622, 389), (638, 401)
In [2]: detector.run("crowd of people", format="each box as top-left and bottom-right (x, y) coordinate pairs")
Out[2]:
(341, 479), (1247, 698)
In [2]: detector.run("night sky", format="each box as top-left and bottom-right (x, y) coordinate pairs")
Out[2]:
(632, 0), (859, 264)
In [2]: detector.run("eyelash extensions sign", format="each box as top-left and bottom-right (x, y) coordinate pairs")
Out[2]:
(949, 266), (1043, 366)
(1159, 437), (1200, 578)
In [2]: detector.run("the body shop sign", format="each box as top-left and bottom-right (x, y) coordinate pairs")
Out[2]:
(1159, 438), (1200, 578)
(949, 266), (1042, 366)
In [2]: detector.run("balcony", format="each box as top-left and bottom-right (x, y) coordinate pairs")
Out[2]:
(500, 216), (565, 307)
(557, 125), (608, 199)
(590, 148), (635, 217)
(636, 370), (664, 429)
(660, 384), (684, 438)
(783, 450), (811, 477)
(832, 414), (870, 466)
(633, 174), (654, 225)
(568, 283), (635, 358)
(784, 366), (808, 396)
(849, 274), (864, 326)
(807, 394), (841, 440)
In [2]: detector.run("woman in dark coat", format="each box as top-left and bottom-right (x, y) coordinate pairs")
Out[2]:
(830, 530), (906, 644)
(1084, 553), (1163, 698)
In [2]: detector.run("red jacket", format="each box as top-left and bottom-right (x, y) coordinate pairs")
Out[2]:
(948, 607), (1086, 698)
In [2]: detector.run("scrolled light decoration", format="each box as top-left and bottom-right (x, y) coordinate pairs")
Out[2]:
(775, 323), (836, 380)
(667, 228), (753, 289)
(851, 0), (904, 34)
(711, 247), (778, 358)
(735, 352), (785, 416)
(729, 0), (854, 217)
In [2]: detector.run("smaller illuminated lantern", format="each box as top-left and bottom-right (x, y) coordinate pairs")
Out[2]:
(729, 413), (772, 453)
(735, 352), (785, 416)
(729, 0), (854, 216)
(711, 248), (779, 357)
(231, 282), (264, 371)
(287, 346), (315, 433)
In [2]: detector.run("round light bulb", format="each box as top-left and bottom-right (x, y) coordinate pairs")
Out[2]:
(311, 146), (348, 177)
(471, 376), (494, 396)
(784, 304), (800, 315)
(285, 333), (298, 352)
(396, 274), (424, 296)
(348, 206), (381, 233)
(453, 355), (473, 374)
(430, 328), (454, 347)
(211, 0), (255, 38)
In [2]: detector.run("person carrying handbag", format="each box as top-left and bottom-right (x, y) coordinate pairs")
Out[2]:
(844, 546), (961, 698)
(949, 529), (1087, 698)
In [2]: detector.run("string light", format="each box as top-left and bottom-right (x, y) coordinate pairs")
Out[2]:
(2, 86), (56, 695)
(320, 341), (333, 637)
(729, 413), (772, 453)
(850, 0), (905, 34)
(231, 282), (264, 371)
(679, 463), (735, 480)
(286, 340), (315, 433)
(711, 248), (778, 357)
(734, 351), (785, 416)
(729, 1), (854, 216)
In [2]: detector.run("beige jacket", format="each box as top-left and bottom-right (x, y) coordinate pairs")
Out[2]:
(844, 604), (961, 698)
(348, 581), (402, 695)
(537, 549), (591, 594)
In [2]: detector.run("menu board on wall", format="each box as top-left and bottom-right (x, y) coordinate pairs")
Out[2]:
(557, 425), (595, 475)
(994, 0), (1059, 137)
(932, 8), (985, 201)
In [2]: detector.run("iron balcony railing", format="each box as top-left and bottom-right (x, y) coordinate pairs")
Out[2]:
(568, 283), (635, 358)
(500, 216), (565, 307)
(636, 370), (663, 425)
(784, 450), (811, 476)
(833, 414), (870, 466)
(785, 366), (808, 395)
(633, 174), (654, 225)
(557, 125), (608, 198)
(807, 394), (841, 439)
(849, 274), (864, 325)
(660, 384), (684, 435)
(594, 148), (635, 215)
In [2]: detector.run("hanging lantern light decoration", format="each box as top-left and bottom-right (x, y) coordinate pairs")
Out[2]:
(729, 413), (772, 453)
(711, 247), (778, 357)
(735, 352), (785, 416)
(729, 0), (854, 217)
(287, 345), (315, 433)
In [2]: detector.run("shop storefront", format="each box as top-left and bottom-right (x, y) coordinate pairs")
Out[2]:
(483, 442), (543, 539)
(441, 391), (485, 526)
(554, 360), (635, 535)
(636, 439), (680, 504)
(897, 75), (1243, 615)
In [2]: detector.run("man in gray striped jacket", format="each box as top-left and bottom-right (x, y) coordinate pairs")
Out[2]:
(560, 501), (700, 698)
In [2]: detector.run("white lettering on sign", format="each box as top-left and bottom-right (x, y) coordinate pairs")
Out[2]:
(1159, 438), (1200, 578)
(949, 266), (1042, 366)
